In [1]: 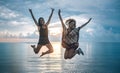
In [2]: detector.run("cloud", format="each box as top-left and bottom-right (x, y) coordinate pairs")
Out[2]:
(46, 13), (120, 42)
(0, 5), (36, 37)
(0, 6), (18, 20)
(0, 0), (119, 42)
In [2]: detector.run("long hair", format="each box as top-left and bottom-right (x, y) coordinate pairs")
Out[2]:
(38, 17), (44, 26)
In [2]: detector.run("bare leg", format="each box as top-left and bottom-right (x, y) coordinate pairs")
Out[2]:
(68, 49), (78, 59)
(40, 43), (54, 57)
(62, 42), (70, 49)
(63, 43), (79, 59)
(31, 44), (42, 54)
(64, 49), (69, 59)
(68, 48), (85, 59)
(63, 43), (78, 59)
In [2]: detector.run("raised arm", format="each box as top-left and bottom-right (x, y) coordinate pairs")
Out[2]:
(58, 9), (67, 30)
(46, 8), (54, 25)
(78, 18), (92, 30)
(29, 9), (38, 26)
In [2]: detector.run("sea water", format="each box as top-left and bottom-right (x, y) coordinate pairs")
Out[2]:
(0, 42), (120, 73)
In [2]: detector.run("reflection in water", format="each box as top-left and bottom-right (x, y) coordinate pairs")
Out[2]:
(86, 42), (92, 59)
(27, 42), (62, 73)
(0, 42), (120, 73)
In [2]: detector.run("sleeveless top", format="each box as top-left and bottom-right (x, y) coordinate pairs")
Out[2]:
(38, 25), (50, 45)
(62, 28), (79, 45)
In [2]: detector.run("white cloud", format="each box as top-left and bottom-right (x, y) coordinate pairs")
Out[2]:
(0, 10), (119, 42)
(0, 6), (20, 19)
(51, 14), (120, 42)
(0, 5), (36, 38)
(0, 0), (119, 42)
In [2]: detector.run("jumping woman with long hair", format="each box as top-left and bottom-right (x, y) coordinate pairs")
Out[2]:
(29, 8), (54, 57)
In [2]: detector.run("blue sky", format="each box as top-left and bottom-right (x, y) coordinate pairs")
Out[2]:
(0, 0), (120, 42)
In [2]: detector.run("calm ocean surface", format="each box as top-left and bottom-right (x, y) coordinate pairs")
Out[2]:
(0, 42), (120, 73)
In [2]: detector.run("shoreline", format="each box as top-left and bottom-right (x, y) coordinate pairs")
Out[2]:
(0, 38), (60, 43)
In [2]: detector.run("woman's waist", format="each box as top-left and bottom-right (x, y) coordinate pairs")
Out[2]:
(39, 36), (48, 39)
(63, 38), (78, 44)
(62, 39), (78, 45)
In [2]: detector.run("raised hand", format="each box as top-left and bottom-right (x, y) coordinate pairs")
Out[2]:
(78, 18), (92, 30)
(58, 9), (61, 15)
(51, 8), (54, 12)
(46, 8), (54, 25)
(89, 18), (92, 21)
(28, 8), (38, 26)
(87, 18), (92, 23)
(29, 9), (32, 12)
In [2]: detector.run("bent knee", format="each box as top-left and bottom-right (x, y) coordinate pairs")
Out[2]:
(64, 55), (69, 59)
(49, 49), (54, 53)
(68, 53), (74, 59)
(68, 56), (73, 59)
(64, 56), (69, 59)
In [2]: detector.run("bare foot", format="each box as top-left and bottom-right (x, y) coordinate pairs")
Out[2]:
(31, 45), (35, 48)
(31, 45), (38, 54)
(40, 52), (46, 57)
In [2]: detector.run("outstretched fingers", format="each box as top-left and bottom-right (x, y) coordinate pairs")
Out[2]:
(58, 9), (61, 15)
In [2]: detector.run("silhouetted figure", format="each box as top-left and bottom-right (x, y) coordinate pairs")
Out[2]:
(29, 8), (54, 57)
(58, 9), (92, 59)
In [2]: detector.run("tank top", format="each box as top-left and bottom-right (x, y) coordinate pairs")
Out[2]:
(63, 28), (79, 45)
(39, 25), (48, 39)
